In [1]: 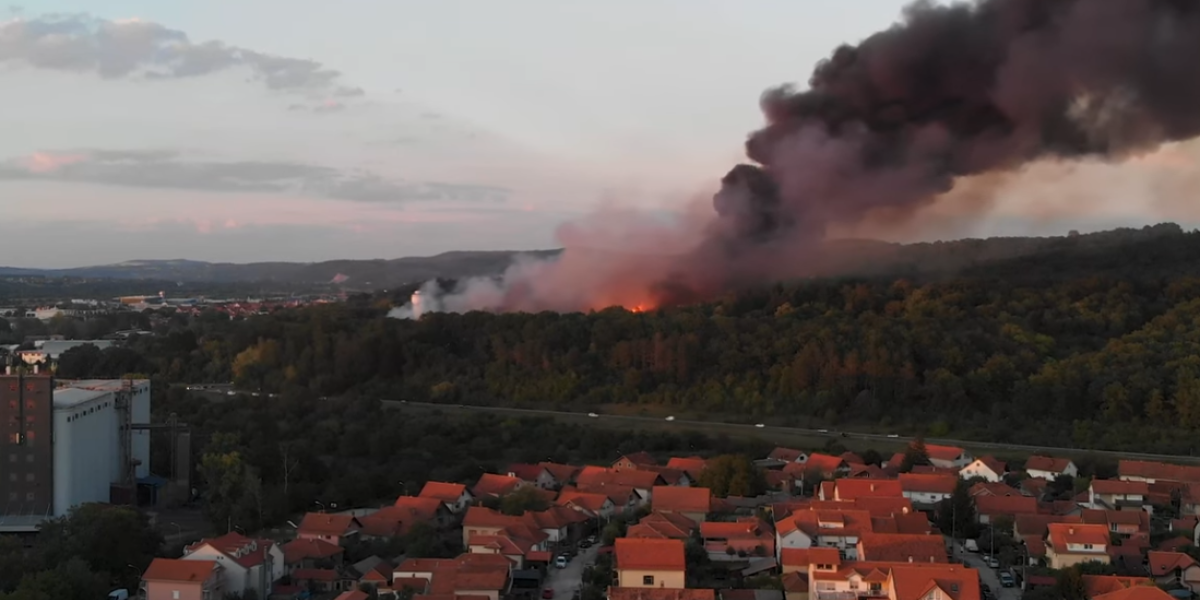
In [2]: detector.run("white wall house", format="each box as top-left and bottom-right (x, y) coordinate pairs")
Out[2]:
(959, 457), (1006, 483)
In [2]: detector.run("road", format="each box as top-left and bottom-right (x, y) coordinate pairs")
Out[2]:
(545, 545), (599, 599)
(958, 550), (1019, 600)
(179, 384), (1200, 462)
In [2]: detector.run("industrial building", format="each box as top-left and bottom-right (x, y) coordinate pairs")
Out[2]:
(0, 372), (154, 532)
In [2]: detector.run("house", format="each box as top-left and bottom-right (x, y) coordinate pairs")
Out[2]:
(394, 554), (512, 600)
(348, 556), (394, 595)
(281, 538), (344, 573)
(653, 486), (712, 523)
(556, 489), (617, 519)
(461, 506), (551, 561)
(774, 508), (873, 560)
(975, 494), (1039, 524)
(539, 462), (581, 486)
(769, 447), (809, 465)
(780, 547), (841, 574)
(700, 517), (775, 560)
(142, 558), (223, 600)
(792, 454), (849, 479)
(855, 533), (946, 563)
(418, 481), (475, 513)
(1092, 587), (1177, 600)
(615, 538), (686, 589)
(1024, 456), (1078, 481)
(182, 532), (284, 599)
(821, 479), (903, 502)
(1045, 523), (1110, 569)
(1089, 480), (1150, 511)
(628, 511), (698, 540)
(607, 588), (716, 600)
(290, 568), (345, 593)
(1119, 460), (1200, 485)
(615, 452), (658, 470)
(781, 571), (808, 600)
(297, 513), (362, 545)
(1083, 575), (1157, 598)
(924, 444), (971, 469)
(473, 473), (526, 498)
(666, 456), (710, 480)
(1080, 509), (1149, 537)
(805, 562), (979, 600)
(898, 474), (957, 506)
(334, 591), (370, 600)
(507, 464), (558, 489)
(970, 482), (1022, 498)
(1147, 551), (1200, 594)
(394, 496), (455, 529)
(523, 505), (589, 545)
(959, 456), (1007, 483)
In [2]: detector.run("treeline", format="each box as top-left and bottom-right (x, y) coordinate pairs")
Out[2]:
(54, 227), (1200, 454)
(155, 388), (769, 533)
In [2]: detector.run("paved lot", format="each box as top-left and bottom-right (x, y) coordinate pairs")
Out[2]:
(545, 544), (601, 599)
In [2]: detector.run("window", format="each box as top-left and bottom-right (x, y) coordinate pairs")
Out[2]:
(24, 431), (33, 446)
(642, 576), (654, 586)
(24, 492), (33, 501)
(871, 584), (882, 592)
(173, 591), (180, 600)
(7, 433), (18, 444)
(849, 582), (859, 590)
(24, 415), (33, 423)
(7, 473), (14, 482)
(7, 454), (14, 463)
(1083, 544), (1093, 549)
(24, 473), (33, 482)
(24, 454), (31, 463)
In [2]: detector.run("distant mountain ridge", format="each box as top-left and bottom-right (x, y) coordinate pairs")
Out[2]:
(0, 223), (1186, 288)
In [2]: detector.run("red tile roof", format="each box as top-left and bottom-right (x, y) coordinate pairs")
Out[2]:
(298, 512), (360, 538)
(666, 456), (709, 477)
(781, 571), (809, 593)
(889, 564), (981, 600)
(359, 506), (416, 538)
(507, 464), (551, 482)
(394, 496), (445, 519)
(1147, 551), (1199, 577)
(577, 466), (661, 490)
(143, 558), (218, 583)
(841, 452), (864, 465)
(1047, 523), (1109, 553)
(769, 447), (806, 462)
(1092, 480), (1149, 496)
(555, 490), (612, 513)
(653, 485), (711, 514)
(801, 453), (847, 476)
(420, 481), (469, 502)
(1119, 460), (1200, 484)
(858, 533), (947, 563)
(335, 591), (371, 600)
(974, 494), (1038, 517)
(833, 479), (903, 500)
(1083, 575), (1156, 597)
(473, 473), (523, 497)
(538, 462), (580, 483)
(1025, 456), (1073, 473)
(923, 444), (965, 462)
(184, 532), (274, 568)
(615, 538), (686, 571)
(853, 496), (916, 517)
(1093, 586), (1178, 600)
(973, 456), (1007, 475)
(617, 452), (658, 468)
(607, 589), (715, 600)
(970, 482), (1022, 497)
(628, 511), (697, 539)
(898, 473), (957, 494)
(282, 538), (344, 563)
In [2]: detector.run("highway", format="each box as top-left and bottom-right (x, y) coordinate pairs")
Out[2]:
(180, 384), (1200, 463)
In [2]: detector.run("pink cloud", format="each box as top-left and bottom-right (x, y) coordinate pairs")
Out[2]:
(22, 152), (87, 173)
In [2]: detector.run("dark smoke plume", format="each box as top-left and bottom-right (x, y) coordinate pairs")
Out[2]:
(402, 0), (1200, 316)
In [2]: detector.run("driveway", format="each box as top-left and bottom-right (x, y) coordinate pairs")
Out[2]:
(545, 545), (601, 599)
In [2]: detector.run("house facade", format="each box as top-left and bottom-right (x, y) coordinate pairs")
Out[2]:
(959, 457), (1006, 483)
(182, 533), (284, 600)
(1045, 523), (1110, 569)
(142, 558), (223, 600)
(1025, 456), (1078, 481)
(615, 538), (686, 589)
(419, 481), (475, 513)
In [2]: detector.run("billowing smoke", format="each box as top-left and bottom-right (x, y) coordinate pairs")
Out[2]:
(397, 0), (1200, 317)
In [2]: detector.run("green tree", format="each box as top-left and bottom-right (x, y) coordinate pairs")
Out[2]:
(499, 486), (550, 515)
(936, 479), (976, 539)
(698, 455), (767, 498)
(1056, 567), (1088, 600)
(34, 505), (161, 592)
(900, 438), (930, 473)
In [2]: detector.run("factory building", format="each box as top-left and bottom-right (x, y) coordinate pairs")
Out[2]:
(0, 372), (151, 532)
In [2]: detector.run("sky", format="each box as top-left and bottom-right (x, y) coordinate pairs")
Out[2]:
(3, 1), (1196, 268)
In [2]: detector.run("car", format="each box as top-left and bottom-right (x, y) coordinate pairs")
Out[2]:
(542, 589), (555, 599)
(579, 540), (592, 549)
(665, 416), (675, 421)
(887, 434), (900, 438)
(818, 429), (829, 433)
(554, 555), (568, 568)
(226, 391), (236, 396)
(755, 423), (765, 428)
(588, 412), (598, 418)
(999, 572), (1015, 588)
(985, 556), (999, 568)
(586, 535), (597, 544)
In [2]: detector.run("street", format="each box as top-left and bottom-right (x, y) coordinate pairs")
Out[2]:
(545, 544), (601, 599)
(958, 550), (1021, 600)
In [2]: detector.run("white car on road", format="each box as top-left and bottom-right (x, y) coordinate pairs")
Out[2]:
(665, 416), (675, 421)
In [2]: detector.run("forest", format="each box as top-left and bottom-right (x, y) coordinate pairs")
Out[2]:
(44, 224), (1200, 458)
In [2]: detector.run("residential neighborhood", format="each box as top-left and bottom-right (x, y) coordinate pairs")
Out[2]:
(136, 442), (1200, 600)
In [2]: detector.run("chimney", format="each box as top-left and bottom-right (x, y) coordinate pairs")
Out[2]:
(1068, 527), (1075, 534)
(908, 556), (913, 563)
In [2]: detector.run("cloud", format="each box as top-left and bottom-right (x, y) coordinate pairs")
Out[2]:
(0, 13), (362, 101)
(0, 149), (511, 203)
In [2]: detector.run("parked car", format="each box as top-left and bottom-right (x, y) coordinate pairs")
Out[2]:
(579, 540), (592, 549)
(554, 555), (569, 568)
(542, 589), (555, 599)
(999, 572), (1015, 588)
(985, 556), (999, 568)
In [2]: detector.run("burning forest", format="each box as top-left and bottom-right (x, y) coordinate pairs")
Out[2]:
(397, 0), (1200, 317)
